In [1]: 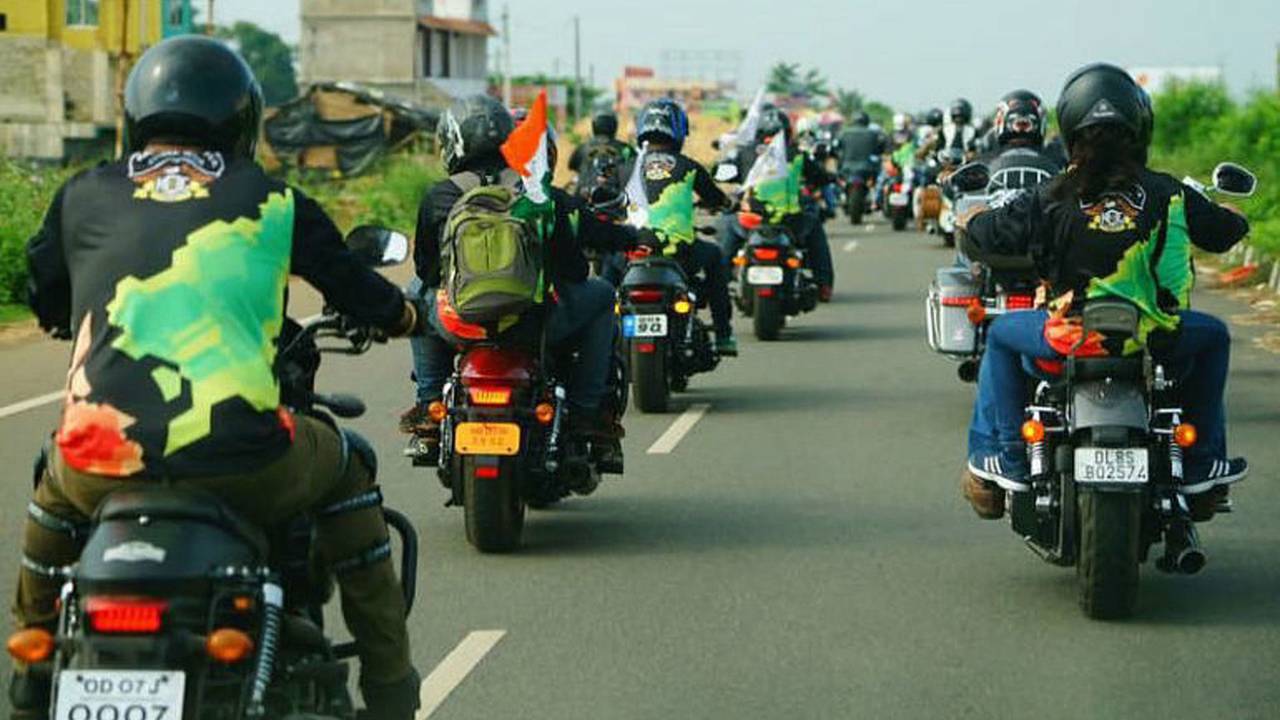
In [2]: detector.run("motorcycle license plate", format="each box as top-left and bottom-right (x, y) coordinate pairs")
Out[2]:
(623, 314), (668, 338)
(56, 670), (185, 720)
(746, 265), (785, 285)
(889, 192), (910, 206)
(1074, 448), (1149, 484)
(455, 422), (521, 456)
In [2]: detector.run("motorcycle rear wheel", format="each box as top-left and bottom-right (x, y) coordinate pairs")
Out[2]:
(753, 294), (784, 341)
(891, 211), (908, 232)
(847, 189), (865, 225)
(463, 456), (525, 553)
(630, 342), (669, 413)
(1076, 488), (1142, 619)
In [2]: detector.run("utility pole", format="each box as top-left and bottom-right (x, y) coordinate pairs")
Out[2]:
(573, 15), (582, 120)
(501, 4), (511, 107)
(206, 0), (215, 36)
(114, 0), (133, 157)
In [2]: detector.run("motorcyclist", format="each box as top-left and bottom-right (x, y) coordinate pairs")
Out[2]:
(16, 37), (421, 720)
(980, 89), (1065, 190)
(401, 95), (633, 463)
(943, 97), (978, 155)
(836, 110), (886, 174)
(568, 109), (636, 190)
(625, 98), (740, 355)
(959, 63), (1250, 520)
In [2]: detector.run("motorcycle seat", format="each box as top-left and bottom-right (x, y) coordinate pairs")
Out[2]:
(95, 486), (269, 556)
(1020, 355), (1144, 383)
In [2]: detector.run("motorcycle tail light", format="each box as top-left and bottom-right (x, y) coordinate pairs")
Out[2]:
(467, 385), (512, 406)
(752, 247), (780, 262)
(474, 465), (500, 479)
(628, 288), (664, 304)
(1174, 423), (1198, 448)
(756, 288), (775, 298)
(635, 342), (657, 354)
(940, 295), (978, 307)
(7, 628), (54, 663)
(1021, 420), (1045, 444)
(85, 597), (167, 634)
(206, 628), (254, 664)
(1006, 294), (1035, 310)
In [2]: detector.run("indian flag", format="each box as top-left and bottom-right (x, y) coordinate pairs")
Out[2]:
(624, 147), (649, 228)
(500, 89), (552, 205)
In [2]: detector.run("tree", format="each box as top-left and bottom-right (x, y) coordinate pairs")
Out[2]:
(218, 22), (298, 106)
(864, 100), (894, 128)
(834, 88), (864, 118)
(802, 68), (829, 97)
(766, 62), (801, 95)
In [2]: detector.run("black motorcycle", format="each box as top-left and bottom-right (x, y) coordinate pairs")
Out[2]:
(619, 235), (720, 413)
(990, 163), (1257, 619)
(14, 227), (418, 720)
(731, 211), (818, 341)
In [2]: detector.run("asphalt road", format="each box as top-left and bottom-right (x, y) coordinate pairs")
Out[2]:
(1, 219), (1277, 719)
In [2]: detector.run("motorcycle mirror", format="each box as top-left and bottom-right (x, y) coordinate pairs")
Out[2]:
(345, 226), (410, 267)
(947, 162), (991, 193)
(715, 163), (739, 182)
(1212, 162), (1257, 197)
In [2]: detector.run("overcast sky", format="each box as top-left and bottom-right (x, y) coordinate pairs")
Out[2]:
(215, 0), (1278, 111)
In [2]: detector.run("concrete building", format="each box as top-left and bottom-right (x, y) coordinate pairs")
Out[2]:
(0, 0), (192, 160)
(299, 0), (495, 108)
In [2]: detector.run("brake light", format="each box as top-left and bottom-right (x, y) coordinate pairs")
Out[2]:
(628, 288), (664, 304)
(1006, 294), (1035, 310)
(467, 385), (512, 406)
(474, 465), (500, 479)
(752, 247), (780, 262)
(85, 597), (167, 634)
(756, 288), (775, 298)
(940, 296), (978, 307)
(635, 342), (657, 353)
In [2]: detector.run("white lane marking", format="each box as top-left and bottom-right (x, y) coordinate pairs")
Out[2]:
(842, 240), (859, 252)
(418, 630), (506, 718)
(0, 391), (63, 420)
(647, 403), (710, 454)
(864, 224), (875, 233)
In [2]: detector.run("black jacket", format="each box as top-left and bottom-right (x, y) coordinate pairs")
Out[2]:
(964, 168), (1249, 297)
(25, 151), (405, 478)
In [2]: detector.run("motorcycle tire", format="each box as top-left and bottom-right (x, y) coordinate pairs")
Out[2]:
(943, 231), (955, 248)
(892, 212), (908, 232)
(847, 189), (865, 225)
(630, 342), (669, 413)
(753, 294), (784, 341)
(1076, 488), (1142, 619)
(463, 455), (524, 553)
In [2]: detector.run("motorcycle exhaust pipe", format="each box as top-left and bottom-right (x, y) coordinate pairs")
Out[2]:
(1160, 520), (1207, 575)
(957, 360), (979, 384)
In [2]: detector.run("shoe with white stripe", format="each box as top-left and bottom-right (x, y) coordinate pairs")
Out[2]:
(1182, 457), (1248, 495)
(966, 453), (1030, 492)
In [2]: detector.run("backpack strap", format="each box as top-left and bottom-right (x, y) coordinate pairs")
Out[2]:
(450, 171), (484, 193)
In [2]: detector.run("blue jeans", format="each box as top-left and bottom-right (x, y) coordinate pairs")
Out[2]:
(407, 277), (617, 412)
(968, 309), (1231, 472)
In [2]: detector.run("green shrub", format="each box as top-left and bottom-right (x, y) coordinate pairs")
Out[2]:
(0, 160), (75, 306)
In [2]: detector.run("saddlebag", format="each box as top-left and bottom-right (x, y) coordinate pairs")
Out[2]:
(926, 265), (980, 356)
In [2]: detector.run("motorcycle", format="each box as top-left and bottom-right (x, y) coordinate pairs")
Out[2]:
(12, 227), (419, 720)
(881, 158), (912, 232)
(619, 232), (721, 413)
(731, 211), (819, 341)
(986, 162), (1257, 619)
(413, 296), (628, 554)
(838, 159), (877, 225)
(933, 147), (967, 247)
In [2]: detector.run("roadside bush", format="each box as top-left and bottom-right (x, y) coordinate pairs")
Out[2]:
(0, 160), (74, 306)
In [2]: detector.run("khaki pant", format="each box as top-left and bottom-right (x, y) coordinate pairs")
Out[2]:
(13, 414), (413, 686)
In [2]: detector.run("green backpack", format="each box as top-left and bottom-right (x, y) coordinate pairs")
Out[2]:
(441, 170), (544, 324)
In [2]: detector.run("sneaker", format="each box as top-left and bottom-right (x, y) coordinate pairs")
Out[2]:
(818, 285), (834, 303)
(966, 452), (1030, 491)
(398, 402), (436, 435)
(961, 469), (1005, 520)
(715, 334), (739, 357)
(359, 669), (421, 720)
(1182, 457), (1248, 495)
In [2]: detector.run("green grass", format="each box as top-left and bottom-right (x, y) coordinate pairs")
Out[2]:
(0, 304), (31, 324)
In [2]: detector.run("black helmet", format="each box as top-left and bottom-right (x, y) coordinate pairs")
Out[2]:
(437, 94), (514, 173)
(636, 98), (689, 150)
(757, 104), (791, 142)
(591, 111), (619, 138)
(850, 110), (870, 127)
(1055, 63), (1152, 153)
(124, 36), (263, 158)
(924, 107), (944, 128)
(949, 98), (973, 125)
(994, 89), (1046, 148)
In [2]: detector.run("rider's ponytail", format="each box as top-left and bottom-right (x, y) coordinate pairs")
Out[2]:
(1049, 125), (1144, 203)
